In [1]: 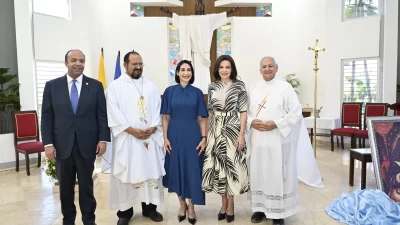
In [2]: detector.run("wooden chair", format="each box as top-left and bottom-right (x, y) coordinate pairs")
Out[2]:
(387, 102), (400, 116)
(11, 110), (44, 176)
(330, 102), (363, 151)
(351, 103), (388, 148)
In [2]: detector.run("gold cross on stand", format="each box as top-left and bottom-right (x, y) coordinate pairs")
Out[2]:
(308, 39), (325, 158)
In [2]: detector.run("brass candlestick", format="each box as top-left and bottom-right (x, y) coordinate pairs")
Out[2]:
(308, 39), (325, 158)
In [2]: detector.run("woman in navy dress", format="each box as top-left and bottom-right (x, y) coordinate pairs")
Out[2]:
(161, 60), (208, 224)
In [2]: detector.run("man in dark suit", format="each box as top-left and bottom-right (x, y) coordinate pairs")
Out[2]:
(41, 49), (110, 225)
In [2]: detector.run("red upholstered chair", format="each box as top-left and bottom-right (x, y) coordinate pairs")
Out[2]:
(351, 103), (388, 148)
(11, 111), (44, 176)
(330, 102), (363, 151)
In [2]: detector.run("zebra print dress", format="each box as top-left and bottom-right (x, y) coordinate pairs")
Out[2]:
(202, 80), (250, 195)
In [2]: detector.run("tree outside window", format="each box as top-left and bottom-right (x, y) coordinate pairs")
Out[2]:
(343, 0), (379, 20)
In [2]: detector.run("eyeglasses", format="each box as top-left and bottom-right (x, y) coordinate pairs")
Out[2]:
(132, 63), (145, 67)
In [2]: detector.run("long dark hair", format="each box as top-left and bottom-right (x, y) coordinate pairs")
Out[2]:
(213, 55), (238, 82)
(175, 60), (195, 84)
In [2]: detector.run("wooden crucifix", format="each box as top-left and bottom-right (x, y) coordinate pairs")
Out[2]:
(144, 0), (255, 85)
(160, 2), (239, 16)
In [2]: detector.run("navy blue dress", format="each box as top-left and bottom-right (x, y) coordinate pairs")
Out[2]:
(161, 84), (208, 205)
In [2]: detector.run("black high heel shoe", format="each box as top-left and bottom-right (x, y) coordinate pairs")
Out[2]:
(226, 214), (235, 223)
(188, 203), (197, 224)
(188, 217), (197, 225)
(226, 203), (234, 223)
(178, 204), (188, 222)
(218, 208), (227, 220)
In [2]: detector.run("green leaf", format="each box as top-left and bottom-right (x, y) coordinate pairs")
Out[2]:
(0, 68), (20, 133)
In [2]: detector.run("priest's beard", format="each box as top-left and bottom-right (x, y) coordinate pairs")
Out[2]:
(129, 69), (142, 79)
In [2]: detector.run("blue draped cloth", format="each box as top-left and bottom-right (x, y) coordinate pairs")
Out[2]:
(325, 189), (400, 225)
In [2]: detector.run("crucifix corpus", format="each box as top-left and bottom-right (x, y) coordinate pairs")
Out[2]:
(308, 39), (325, 158)
(160, 0), (240, 93)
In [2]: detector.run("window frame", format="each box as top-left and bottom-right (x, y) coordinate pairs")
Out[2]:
(340, 57), (382, 107)
(342, 0), (380, 22)
(33, 0), (72, 20)
(35, 60), (67, 123)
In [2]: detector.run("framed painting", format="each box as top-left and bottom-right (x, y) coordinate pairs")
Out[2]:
(367, 116), (400, 202)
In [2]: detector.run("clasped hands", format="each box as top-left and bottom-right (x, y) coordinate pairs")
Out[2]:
(130, 127), (157, 140)
(251, 119), (277, 132)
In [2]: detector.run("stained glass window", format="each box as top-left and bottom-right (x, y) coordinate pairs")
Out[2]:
(130, 3), (144, 17)
(216, 24), (232, 59)
(169, 24), (180, 86)
(256, 4), (272, 17)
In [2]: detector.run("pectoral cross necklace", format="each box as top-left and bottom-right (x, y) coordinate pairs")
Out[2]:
(132, 77), (144, 100)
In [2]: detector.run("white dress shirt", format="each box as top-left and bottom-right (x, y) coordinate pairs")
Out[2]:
(67, 73), (83, 97)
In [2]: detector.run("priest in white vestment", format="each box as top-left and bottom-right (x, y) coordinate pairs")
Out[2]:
(172, 12), (226, 93)
(107, 51), (165, 225)
(246, 57), (303, 225)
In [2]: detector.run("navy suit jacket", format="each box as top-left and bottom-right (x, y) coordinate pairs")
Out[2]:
(41, 75), (111, 159)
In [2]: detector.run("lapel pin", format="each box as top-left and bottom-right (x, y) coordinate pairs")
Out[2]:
(86, 83), (88, 85)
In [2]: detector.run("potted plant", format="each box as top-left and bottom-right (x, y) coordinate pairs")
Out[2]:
(42, 157), (82, 193)
(284, 73), (300, 94)
(42, 157), (58, 183)
(42, 157), (99, 193)
(0, 68), (20, 134)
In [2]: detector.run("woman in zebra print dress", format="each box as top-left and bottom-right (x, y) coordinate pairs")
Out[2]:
(202, 55), (249, 223)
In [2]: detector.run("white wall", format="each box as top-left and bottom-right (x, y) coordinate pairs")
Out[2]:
(382, 0), (398, 105)
(33, 0), (170, 92)
(88, 0), (170, 93)
(33, 0), (93, 76)
(323, 1), (381, 117)
(0, 0), (18, 74)
(231, 0), (381, 118)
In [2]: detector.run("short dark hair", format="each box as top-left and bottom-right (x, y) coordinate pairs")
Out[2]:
(124, 50), (141, 64)
(65, 49), (85, 62)
(175, 60), (195, 84)
(213, 55), (238, 82)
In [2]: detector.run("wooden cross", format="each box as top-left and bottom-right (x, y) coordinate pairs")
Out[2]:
(160, 1), (239, 16)
(144, 0), (256, 81)
(195, 0), (205, 15)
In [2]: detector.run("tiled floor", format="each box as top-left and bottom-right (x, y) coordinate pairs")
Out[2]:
(0, 141), (376, 225)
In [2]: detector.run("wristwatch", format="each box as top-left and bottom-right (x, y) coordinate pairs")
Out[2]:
(201, 136), (207, 139)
